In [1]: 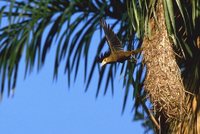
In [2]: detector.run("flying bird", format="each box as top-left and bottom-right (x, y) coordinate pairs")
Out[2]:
(97, 19), (142, 66)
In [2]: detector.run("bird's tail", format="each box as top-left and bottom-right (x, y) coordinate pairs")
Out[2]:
(131, 47), (143, 54)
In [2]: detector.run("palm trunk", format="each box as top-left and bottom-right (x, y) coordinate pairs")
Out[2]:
(142, 1), (198, 133)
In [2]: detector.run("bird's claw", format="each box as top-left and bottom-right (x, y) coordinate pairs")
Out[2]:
(130, 54), (137, 63)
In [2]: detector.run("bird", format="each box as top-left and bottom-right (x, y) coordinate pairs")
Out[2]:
(97, 19), (143, 67)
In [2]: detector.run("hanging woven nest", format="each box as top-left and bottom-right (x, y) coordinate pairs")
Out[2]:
(142, 2), (187, 120)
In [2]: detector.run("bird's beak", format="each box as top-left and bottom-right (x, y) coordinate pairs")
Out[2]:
(101, 61), (106, 67)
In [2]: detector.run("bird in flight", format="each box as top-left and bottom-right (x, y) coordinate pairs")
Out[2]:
(97, 19), (142, 67)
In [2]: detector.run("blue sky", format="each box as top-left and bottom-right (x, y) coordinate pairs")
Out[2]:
(0, 47), (144, 134)
(0, 1), (145, 134)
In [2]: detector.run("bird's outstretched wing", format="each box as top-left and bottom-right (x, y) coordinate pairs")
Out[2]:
(100, 19), (123, 53)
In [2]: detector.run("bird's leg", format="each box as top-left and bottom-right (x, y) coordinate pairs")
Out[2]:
(129, 54), (137, 63)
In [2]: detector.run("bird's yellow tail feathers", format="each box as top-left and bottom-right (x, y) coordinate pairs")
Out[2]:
(131, 47), (143, 54)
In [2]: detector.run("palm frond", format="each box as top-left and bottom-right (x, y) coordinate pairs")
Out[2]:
(0, 0), (151, 131)
(0, 0), (143, 106)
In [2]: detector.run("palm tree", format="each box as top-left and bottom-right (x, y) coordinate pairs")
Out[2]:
(0, 0), (199, 133)
(128, 0), (200, 133)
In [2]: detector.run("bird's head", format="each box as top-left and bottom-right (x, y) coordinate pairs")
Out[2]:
(101, 57), (109, 67)
(96, 51), (111, 67)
